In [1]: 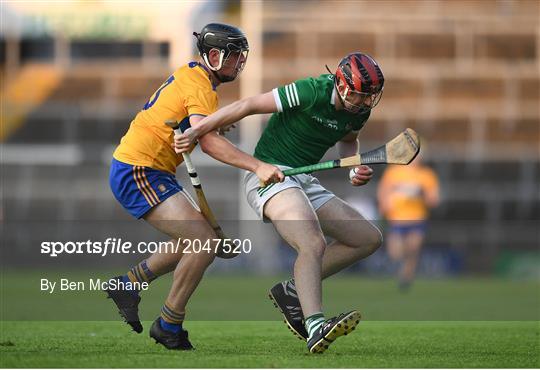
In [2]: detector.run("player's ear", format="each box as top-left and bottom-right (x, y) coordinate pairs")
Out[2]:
(207, 48), (221, 69)
(336, 78), (346, 95)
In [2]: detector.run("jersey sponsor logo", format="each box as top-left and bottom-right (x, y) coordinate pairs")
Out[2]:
(311, 115), (339, 130)
(284, 83), (300, 109)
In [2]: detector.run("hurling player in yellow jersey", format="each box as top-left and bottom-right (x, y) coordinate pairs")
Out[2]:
(377, 152), (440, 291)
(106, 23), (283, 350)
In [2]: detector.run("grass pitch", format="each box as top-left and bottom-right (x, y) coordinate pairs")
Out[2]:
(1, 321), (538, 368)
(1, 273), (539, 367)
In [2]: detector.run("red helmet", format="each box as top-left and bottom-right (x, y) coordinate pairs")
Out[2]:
(334, 52), (384, 114)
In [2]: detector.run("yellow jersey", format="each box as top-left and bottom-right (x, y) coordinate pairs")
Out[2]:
(113, 62), (218, 174)
(379, 164), (439, 222)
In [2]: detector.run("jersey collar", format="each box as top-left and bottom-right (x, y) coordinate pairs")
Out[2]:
(193, 61), (217, 91)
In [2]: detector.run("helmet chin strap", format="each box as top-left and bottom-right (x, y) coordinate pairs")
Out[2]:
(333, 78), (349, 111)
(202, 49), (238, 83)
(202, 49), (225, 71)
(337, 84), (370, 114)
(333, 73), (371, 114)
(327, 64), (352, 110)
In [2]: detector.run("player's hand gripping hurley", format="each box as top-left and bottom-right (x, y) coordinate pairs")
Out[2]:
(281, 128), (420, 178)
(165, 119), (238, 259)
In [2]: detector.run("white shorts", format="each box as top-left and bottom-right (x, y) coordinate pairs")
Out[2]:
(243, 165), (336, 221)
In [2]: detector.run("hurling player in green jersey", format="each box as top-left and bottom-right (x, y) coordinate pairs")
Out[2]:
(175, 53), (385, 354)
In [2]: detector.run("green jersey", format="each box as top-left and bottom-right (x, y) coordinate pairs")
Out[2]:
(254, 74), (370, 167)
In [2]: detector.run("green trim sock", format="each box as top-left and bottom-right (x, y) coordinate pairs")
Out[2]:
(305, 312), (325, 340)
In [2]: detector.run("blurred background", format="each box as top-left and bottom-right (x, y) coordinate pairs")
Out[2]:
(1, 0), (539, 321)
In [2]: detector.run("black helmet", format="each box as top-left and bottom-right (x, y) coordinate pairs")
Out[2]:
(193, 23), (249, 82)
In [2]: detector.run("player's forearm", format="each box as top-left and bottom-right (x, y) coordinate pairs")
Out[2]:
(196, 100), (251, 136)
(337, 139), (359, 158)
(199, 132), (261, 172)
(195, 92), (276, 137)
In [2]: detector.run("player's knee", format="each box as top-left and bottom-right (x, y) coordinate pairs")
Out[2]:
(296, 236), (326, 259)
(369, 226), (383, 252)
(187, 247), (216, 266)
(357, 225), (383, 255)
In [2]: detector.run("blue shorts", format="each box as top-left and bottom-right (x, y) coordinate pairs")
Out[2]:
(109, 158), (182, 219)
(388, 222), (427, 235)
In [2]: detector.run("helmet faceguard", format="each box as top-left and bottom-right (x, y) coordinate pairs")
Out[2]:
(333, 53), (384, 114)
(194, 23), (249, 83)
